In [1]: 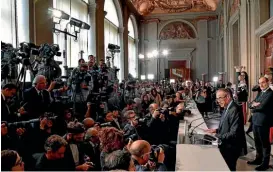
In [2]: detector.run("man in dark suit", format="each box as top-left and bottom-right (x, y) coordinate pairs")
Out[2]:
(247, 77), (273, 171)
(206, 88), (247, 171)
(1, 83), (17, 122)
(20, 75), (51, 120)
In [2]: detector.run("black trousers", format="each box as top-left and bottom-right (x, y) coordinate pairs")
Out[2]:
(253, 124), (271, 165)
(219, 148), (240, 171)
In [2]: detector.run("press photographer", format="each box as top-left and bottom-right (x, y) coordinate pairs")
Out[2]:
(146, 103), (169, 145)
(35, 43), (62, 81)
(129, 140), (167, 171)
(68, 63), (92, 119)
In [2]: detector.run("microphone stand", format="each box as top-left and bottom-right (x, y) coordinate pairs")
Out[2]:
(188, 115), (221, 136)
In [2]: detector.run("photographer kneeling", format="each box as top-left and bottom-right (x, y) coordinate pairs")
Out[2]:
(129, 140), (167, 171)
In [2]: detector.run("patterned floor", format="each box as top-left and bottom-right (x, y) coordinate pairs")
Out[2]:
(205, 113), (273, 171)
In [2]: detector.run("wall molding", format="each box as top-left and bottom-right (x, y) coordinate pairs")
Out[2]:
(255, 17), (273, 37)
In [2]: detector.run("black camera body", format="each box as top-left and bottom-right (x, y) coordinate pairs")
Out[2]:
(149, 144), (168, 162)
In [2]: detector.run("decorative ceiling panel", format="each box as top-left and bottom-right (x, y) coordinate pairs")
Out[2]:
(131, 0), (220, 15)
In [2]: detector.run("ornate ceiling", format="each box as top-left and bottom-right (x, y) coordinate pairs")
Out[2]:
(131, 0), (220, 15)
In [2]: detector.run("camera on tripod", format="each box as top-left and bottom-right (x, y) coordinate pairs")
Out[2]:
(108, 44), (120, 53)
(37, 43), (61, 60)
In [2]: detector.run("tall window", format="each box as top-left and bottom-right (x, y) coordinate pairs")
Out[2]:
(53, 0), (89, 73)
(128, 17), (137, 78)
(104, 0), (121, 80)
(1, 0), (31, 81)
(1, 0), (16, 46)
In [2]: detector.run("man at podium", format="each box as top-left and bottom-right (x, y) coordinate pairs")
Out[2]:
(206, 88), (247, 171)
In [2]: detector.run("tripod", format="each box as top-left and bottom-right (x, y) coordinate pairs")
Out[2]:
(16, 58), (35, 100)
(71, 83), (86, 120)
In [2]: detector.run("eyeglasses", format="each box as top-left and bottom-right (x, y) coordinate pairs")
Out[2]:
(14, 157), (23, 167)
(216, 96), (227, 101)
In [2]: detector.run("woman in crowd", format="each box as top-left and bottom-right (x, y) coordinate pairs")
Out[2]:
(150, 88), (162, 106)
(99, 127), (125, 170)
(141, 94), (151, 115)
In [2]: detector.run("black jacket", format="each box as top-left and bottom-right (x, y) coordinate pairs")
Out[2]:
(22, 87), (51, 119)
(63, 135), (85, 170)
(31, 153), (70, 171)
(216, 101), (247, 156)
(1, 95), (10, 122)
(251, 88), (273, 127)
(82, 141), (101, 171)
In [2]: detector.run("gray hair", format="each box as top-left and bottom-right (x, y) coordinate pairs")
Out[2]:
(85, 127), (96, 140)
(134, 98), (141, 104)
(124, 110), (135, 119)
(32, 75), (46, 86)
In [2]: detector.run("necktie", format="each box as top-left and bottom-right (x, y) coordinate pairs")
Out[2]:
(39, 91), (43, 102)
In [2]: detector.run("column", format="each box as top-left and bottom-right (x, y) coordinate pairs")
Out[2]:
(139, 24), (145, 76)
(88, 0), (96, 56)
(119, 27), (125, 80)
(196, 20), (208, 79)
(223, 0), (229, 78)
(201, 73), (207, 82)
(240, 0), (248, 67)
(135, 38), (139, 78)
(95, 0), (105, 62)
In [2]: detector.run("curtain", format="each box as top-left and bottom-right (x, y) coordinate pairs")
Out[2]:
(128, 36), (136, 78)
(53, 0), (89, 74)
(17, 0), (31, 82)
(104, 19), (121, 80)
(1, 0), (16, 46)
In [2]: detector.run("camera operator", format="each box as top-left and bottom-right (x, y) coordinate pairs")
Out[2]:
(1, 83), (17, 122)
(26, 115), (56, 154)
(129, 140), (167, 171)
(30, 135), (68, 171)
(146, 103), (169, 145)
(87, 55), (97, 70)
(20, 75), (51, 120)
(68, 63), (92, 120)
(168, 102), (185, 142)
(63, 120), (93, 171)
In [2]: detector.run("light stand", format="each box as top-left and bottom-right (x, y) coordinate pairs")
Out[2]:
(49, 8), (90, 77)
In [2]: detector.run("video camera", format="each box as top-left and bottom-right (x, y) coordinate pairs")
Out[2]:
(38, 43), (61, 60)
(108, 43), (120, 53)
(149, 144), (169, 162)
(4, 113), (57, 129)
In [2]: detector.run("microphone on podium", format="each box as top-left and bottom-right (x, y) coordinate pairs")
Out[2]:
(188, 117), (203, 133)
(188, 115), (221, 137)
(191, 134), (220, 146)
